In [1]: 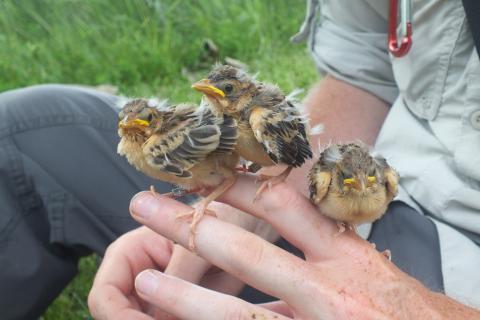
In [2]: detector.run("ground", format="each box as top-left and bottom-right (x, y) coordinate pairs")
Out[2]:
(0, 0), (318, 318)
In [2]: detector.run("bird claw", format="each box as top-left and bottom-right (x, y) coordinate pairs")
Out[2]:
(334, 221), (347, 237)
(253, 174), (281, 202)
(253, 167), (293, 202)
(334, 221), (357, 237)
(150, 185), (158, 197)
(381, 249), (392, 261)
(176, 206), (216, 252)
(370, 243), (392, 261)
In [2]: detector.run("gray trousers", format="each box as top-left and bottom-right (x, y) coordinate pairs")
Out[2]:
(0, 85), (445, 319)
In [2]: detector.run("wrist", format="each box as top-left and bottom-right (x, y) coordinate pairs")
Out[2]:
(384, 274), (480, 320)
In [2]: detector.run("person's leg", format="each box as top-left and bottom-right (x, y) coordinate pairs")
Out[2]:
(368, 201), (444, 292)
(0, 85), (191, 319)
(369, 201), (480, 306)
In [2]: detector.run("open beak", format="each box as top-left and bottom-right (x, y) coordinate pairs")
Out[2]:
(191, 79), (225, 98)
(118, 118), (150, 129)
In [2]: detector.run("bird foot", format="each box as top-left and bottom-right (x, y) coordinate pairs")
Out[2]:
(150, 185), (158, 197)
(253, 174), (285, 202)
(175, 204), (216, 251)
(235, 163), (262, 174)
(334, 221), (357, 237)
(334, 221), (347, 237)
(253, 166), (293, 202)
(381, 249), (392, 261)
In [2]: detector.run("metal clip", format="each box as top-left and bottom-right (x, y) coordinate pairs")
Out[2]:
(388, 0), (413, 57)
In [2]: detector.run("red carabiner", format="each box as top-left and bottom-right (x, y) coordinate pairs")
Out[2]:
(388, 0), (412, 57)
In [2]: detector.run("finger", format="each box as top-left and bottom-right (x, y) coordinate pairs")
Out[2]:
(88, 283), (154, 320)
(219, 175), (341, 259)
(259, 301), (294, 318)
(89, 227), (173, 319)
(135, 270), (291, 320)
(164, 244), (211, 284)
(93, 227), (172, 292)
(200, 269), (246, 296)
(130, 192), (317, 305)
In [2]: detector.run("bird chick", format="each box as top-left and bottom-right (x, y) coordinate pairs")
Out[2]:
(192, 64), (313, 200)
(308, 142), (399, 234)
(117, 98), (239, 250)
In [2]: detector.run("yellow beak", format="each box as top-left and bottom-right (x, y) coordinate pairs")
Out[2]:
(344, 176), (366, 191)
(191, 79), (225, 98)
(118, 118), (150, 129)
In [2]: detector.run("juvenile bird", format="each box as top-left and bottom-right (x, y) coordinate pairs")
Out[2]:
(192, 65), (313, 199)
(308, 142), (399, 234)
(117, 98), (239, 249)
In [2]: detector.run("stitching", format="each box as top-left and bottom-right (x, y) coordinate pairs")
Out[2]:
(0, 138), (42, 245)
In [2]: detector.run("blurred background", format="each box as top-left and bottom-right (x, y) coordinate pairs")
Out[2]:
(0, 0), (318, 318)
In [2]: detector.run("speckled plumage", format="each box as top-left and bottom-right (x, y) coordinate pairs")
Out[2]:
(193, 65), (312, 174)
(118, 99), (239, 191)
(117, 98), (240, 249)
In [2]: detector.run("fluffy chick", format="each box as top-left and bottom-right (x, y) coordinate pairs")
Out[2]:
(192, 64), (313, 200)
(308, 142), (399, 233)
(117, 98), (239, 249)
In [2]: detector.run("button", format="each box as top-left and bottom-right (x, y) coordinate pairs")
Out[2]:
(470, 110), (480, 130)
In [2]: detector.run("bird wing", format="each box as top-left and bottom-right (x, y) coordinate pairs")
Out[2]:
(143, 107), (224, 178)
(308, 163), (332, 205)
(373, 155), (399, 200)
(384, 167), (399, 200)
(249, 101), (312, 167)
(210, 114), (238, 155)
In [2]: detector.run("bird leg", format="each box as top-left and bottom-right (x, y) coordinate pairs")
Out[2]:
(334, 221), (357, 237)
(382, 249), (392, 261)
(176, 177), (236, 251)
(235, 162), (262, 174)
(253, 166), (293, 202)
(155, 186), (204, 199)
(150, 185), (157, 196)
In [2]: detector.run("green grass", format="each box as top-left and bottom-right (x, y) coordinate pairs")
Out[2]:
(0, 0), (318, 318)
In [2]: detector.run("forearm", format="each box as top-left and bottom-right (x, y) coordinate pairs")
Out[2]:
(289, 74), (390, 194)
(391, 276), (480, 319)
(304, 74), (390, 145)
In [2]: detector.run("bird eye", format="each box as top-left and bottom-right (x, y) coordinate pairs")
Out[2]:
(224, 84), (234, 94)
(147, 113), (154, 122)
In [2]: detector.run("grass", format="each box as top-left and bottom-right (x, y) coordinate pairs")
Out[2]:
(0, 0), (318, 318)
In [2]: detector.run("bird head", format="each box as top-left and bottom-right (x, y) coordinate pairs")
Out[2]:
(192, 64), (258, 114)
(118, 98), (166, 140)
(331, 144), (385, 195)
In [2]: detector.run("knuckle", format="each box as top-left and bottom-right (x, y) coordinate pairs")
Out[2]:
(103, 229), (139, 258)
(264, 182), (305, 213)
(103, 240), (121, 259)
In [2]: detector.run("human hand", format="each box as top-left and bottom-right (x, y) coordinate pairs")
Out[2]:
(125, 175), (479, 320)
(88, 200), (277, 320)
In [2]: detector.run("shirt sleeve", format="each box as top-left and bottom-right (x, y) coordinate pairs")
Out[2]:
(309, 0), (398, 104)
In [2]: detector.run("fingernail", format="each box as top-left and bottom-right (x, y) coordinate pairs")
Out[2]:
(135, 270), (159, 296)
(130, 192), (157, 219)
